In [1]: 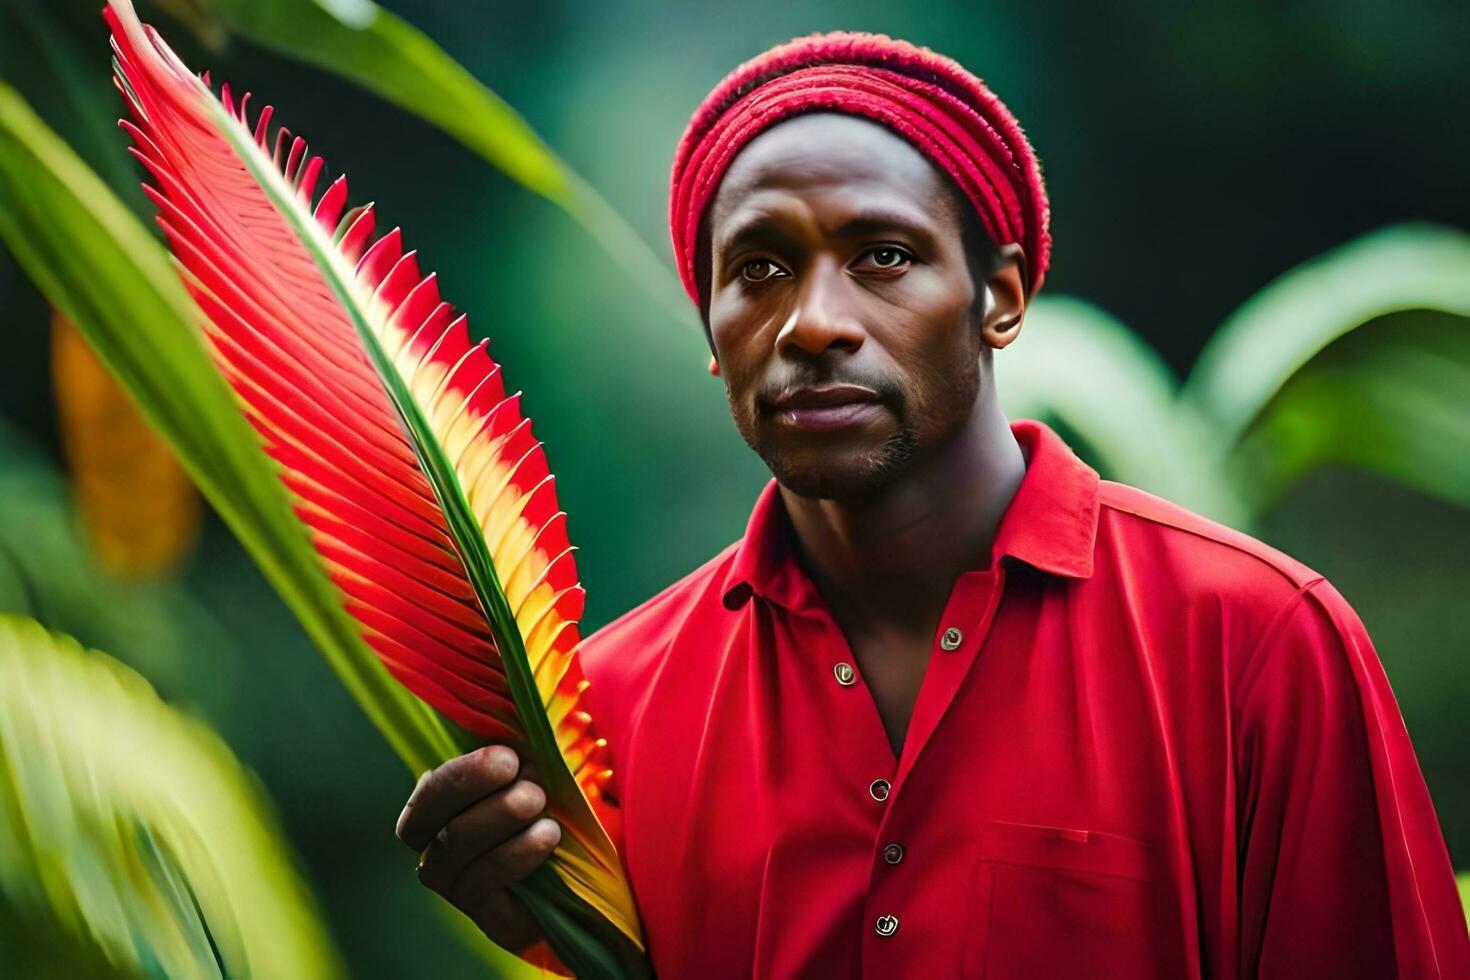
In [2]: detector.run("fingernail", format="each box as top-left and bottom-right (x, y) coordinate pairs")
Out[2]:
(397, 770), (434, 839)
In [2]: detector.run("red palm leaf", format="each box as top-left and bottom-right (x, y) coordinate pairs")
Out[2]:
(104, 1), (644, 973)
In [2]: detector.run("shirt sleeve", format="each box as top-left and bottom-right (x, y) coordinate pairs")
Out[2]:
(1233, 578), (1470, 979)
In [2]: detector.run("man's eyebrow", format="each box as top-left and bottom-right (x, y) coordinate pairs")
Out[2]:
(831, 209), (937, 242)
(715, 215), (801, 259)
(716, 208), (938, 258)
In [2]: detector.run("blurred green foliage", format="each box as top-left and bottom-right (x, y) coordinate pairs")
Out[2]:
(0, 0), (1467, 975)
(0, 77), (465, 775)
(153, 0), (690, 324)
(0, 615), (340, 978)
(1005, 225), (1470, 528)
(0, 420), (233, 711)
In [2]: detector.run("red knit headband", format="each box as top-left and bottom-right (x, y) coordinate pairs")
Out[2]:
(669, 31), (1051, 307)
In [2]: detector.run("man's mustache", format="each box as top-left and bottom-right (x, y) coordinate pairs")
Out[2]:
(754, 367), (905, 412)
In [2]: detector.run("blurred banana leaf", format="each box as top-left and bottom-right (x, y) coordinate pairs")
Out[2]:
(1002, 296), (1247, 526)
(1002, 224), (1470, 527)
(1190, 225), (1470, 514)
(1, 4), (203, 578)
(0, 418), (229, 707)
(149, 0), (691, 324)
(1226, 310), (1470, 514)
(0, 614), (340, 978)
(0, 1), (149, 214)
(0, 81), (462, 774)
(1186, 224), (1470, 445)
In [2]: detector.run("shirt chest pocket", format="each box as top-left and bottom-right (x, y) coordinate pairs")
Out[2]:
(962, 821), (1171, 979)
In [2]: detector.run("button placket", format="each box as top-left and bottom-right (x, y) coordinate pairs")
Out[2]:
(865, 764), (906, 958)
(893, 567), (1006, 787)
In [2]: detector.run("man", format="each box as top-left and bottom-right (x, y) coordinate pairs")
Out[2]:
(396, 32), (1470, 977)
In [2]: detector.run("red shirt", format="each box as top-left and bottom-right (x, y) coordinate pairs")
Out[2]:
(579, 419), (1468, 978)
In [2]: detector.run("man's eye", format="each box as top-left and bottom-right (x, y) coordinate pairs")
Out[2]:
(860, 245), (913, 270)
(740, 259), (787, 283)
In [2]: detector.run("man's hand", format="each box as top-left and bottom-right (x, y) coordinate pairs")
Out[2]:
(396, 745), (560, 956)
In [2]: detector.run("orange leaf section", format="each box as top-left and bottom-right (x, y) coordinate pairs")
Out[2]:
(104, 7), (611, 801)
(51, 310), (200, 576)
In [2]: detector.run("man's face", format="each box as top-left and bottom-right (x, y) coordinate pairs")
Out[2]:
(705, 113), (990, 501)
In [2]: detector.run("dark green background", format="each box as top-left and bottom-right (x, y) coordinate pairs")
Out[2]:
(2, 1), (1467, 974)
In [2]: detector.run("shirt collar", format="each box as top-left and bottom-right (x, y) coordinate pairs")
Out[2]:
(720, 418), (1100, 610)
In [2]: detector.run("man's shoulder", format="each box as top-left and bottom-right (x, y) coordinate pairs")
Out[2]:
(1094, 481), (1378, 699)
(1094, 479), (1323, 611)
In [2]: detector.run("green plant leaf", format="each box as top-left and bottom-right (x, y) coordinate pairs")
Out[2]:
(0, 614), (341, 978)
(0, 1), (149, 214)
(1226, 310), (1470, 513)
(161, 0), (693, 327)
(1185, 223), (1470, 446)
(1001, 296), (1248, 526)
(97, 2), (646, 968)
(0, 417), (231, 704)
(0, 80), (464, 774)
(203, 82), (646, 975)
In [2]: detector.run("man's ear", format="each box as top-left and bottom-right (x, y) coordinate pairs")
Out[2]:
(980, 243), (1026, 351)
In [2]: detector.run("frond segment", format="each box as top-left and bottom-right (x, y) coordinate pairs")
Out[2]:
(105, 0), (640, 967)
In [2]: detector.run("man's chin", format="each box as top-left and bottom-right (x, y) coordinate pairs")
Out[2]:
(763, 445), (913, 502)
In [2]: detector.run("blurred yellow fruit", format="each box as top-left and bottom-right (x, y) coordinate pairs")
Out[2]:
(51, 310), (199, 576)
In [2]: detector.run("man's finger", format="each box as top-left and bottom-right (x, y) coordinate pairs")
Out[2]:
(464, 885), (546, 955)
(446, 817), (562, 909)
(396, 744), (521, 851)
(415, 779), (547, 893)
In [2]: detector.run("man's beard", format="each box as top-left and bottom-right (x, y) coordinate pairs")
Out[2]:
(746, 419), (920, 502)
(729, 353), (979, 502)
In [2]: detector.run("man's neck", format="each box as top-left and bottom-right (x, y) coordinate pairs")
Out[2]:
(779, 392), (1026, 633)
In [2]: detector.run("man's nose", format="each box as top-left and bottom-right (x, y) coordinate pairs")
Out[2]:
(776, 257), (866, 357)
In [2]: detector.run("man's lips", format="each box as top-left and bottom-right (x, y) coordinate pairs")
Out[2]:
(768, 383), (885, 432)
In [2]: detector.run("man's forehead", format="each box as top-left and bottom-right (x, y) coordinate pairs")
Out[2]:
(713, 192), (945, 258)
(708, 113), (954, 242)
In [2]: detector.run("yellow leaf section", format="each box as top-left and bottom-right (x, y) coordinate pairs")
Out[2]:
(372, 305), (593, 761)
(355, 262), (639, 951)
(193, 56), (638, 951)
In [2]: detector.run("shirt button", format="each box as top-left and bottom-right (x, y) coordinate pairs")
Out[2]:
(939, 626), (964, 651)
(875, 914), (900, 937)
(868, 778), (891, 802)
(833, 662), (857, 686)
(883, 843), (904, 864)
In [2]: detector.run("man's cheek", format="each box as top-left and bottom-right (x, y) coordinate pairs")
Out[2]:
(720, 376), (760, 434)
(719, 358), (760, 406)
